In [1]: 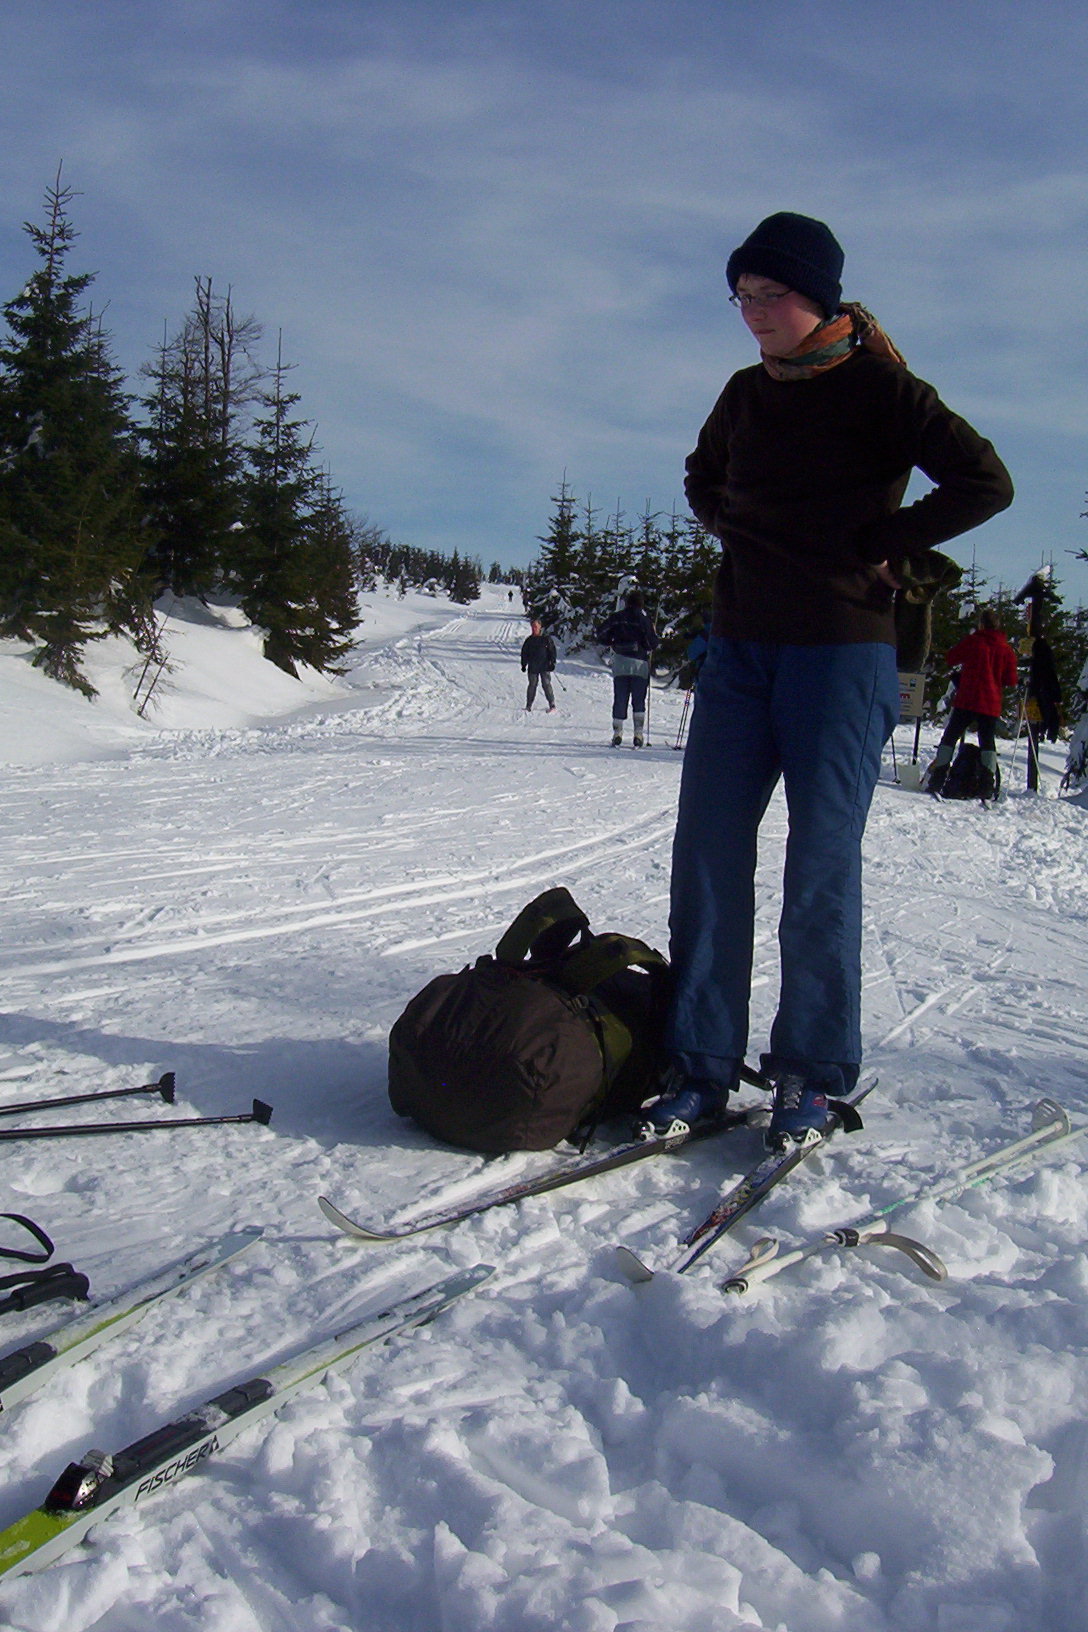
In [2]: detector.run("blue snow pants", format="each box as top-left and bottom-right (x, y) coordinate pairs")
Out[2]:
(665, 637), (900, 1095)
(611, 657), (650, 720)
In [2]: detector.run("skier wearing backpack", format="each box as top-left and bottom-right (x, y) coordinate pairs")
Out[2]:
(595, 590), (659, 747)
(645, 211), (1013, 1148)
(520, 619), (557, 712)
(928, 610), (1018, 799)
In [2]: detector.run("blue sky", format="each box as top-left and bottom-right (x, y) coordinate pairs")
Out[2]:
(1, 0), (1086, 603)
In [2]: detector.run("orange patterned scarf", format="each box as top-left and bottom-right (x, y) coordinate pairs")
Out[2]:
(761, 302), (907, 381)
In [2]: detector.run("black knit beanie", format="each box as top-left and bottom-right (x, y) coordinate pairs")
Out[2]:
(725, 212), (844, 317)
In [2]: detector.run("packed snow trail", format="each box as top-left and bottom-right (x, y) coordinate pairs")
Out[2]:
(0, 586), (1087, 1632)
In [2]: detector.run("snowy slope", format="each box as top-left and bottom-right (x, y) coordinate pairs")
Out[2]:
(0, 585), (1086, 1632)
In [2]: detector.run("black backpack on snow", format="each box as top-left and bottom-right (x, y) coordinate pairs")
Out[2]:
(387, 888), (672, 1153)
(941, 742), (1000, 800)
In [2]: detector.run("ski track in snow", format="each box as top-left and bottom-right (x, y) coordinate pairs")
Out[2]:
(1, 585), (1087, 1632)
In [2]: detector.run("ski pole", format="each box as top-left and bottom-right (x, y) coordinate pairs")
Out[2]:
(722, 1098), (1083, 1294)
(0, 1100), (273, 1143)
(722, 1222), (947, 1294)
(1007, 687), (1027, 783)
(0, 1073), (176, 1120)
(674, 688), (692, 750)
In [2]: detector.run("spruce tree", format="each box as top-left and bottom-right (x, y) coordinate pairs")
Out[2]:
(0, 172), (148, 692)
(139, 280), (262, 599)
(234, 340), (358, 675)
(524, 477), (582, 631)
(446, 549), (481, 604)
(303, 473), (362, 670)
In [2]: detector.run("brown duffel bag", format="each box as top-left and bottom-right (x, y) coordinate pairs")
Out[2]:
(387, 887), (672, 1153)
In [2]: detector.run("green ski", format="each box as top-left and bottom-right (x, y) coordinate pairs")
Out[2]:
(0, 1262), (493, 1582)
(0, 1227), (264, 1415)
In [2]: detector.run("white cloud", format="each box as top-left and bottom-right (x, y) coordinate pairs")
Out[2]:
(0, 1), (1086, 594)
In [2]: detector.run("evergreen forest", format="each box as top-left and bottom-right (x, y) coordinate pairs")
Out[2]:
(524, 479), (1088, 734)
(0, 175), (493, 696)
(3, 172), (1085, 738)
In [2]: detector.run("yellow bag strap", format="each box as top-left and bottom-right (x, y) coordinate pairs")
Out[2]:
(558, 932), (670, 998)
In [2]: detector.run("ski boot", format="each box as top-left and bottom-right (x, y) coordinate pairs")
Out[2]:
(636, 1077), (727, 1141)
(633, 734), (644, 748)
(766, 1072), (833, 1149)
(610, 731), (623, 748)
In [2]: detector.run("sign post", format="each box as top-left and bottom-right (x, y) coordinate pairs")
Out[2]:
(896, 672), (926, 788)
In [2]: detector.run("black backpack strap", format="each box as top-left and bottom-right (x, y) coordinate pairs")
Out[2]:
(0, 1262), (90, 1315)
(494, 888), (591, 965)
(0, 1212), (55, 1264)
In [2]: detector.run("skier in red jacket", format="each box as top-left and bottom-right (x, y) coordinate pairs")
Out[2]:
(928, 609), (1018, 798)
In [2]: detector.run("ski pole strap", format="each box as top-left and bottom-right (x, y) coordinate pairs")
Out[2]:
(0, 1212), (55, 1264)
(0, 1262), (90, 1315)
(494, 887), (590, 965)
(830, 1226), (947, 1283)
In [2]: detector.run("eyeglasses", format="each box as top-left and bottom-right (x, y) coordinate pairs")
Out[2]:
(728, 289), (793, 310)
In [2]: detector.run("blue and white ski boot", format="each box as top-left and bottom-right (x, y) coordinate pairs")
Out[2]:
(637, 1077), (726, 1140)
(766, 1072), (833, 1148)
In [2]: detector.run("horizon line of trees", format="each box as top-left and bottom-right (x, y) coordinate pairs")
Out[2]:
(0, 173), (510, 697)
(525, 477), (1088, 722)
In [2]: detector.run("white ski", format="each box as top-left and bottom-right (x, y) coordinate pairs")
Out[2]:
(0, 1262), (493, 1581)
(722, 1097), (1084, 1295)
(0, 1227), (264, 1415)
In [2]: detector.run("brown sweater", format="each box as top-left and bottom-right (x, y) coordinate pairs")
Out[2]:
(685, 350), (1014, 646)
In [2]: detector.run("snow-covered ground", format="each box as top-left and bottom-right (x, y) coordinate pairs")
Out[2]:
(0, 583), (1086, 1632)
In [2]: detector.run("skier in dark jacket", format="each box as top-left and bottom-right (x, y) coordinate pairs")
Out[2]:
(1023, 631), (1063, 791)
(643, 210), (1013, 1148)
(521, 619), (557, 712)
(928, 610), (1018, 798)
(595, 591), (659, 747)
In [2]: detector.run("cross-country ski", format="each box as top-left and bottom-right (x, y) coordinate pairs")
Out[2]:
(0, 1263), (493, 1582)
(0, 1227), (263, 1414)
(616, 1079), (876, 1281)
(721, 1098), (1088, 1294)
(319, 1101), (768, 1242)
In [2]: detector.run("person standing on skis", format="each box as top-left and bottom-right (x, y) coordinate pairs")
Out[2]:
(644, 211), (1013, 1148)
(521, 618), (557, 712)
(595, 590), (658, 747)
(928, 609), (1018, 798)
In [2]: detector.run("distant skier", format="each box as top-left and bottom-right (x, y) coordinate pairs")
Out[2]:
(1014, 572), (1064, 792)
(684, 610), (712, 689)
(595, 590), (659, 747)
(520, 618), (557, 712)
(928, 609), (1018, 799)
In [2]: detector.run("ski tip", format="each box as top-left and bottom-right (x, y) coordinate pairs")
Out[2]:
(252, 1100), (273, 1125)
(318, 1195), (352, 1228)
(157, 1072), (176, 1104)
(318, 1196), (386, 1239)
(614, 1245), (655, 1284)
